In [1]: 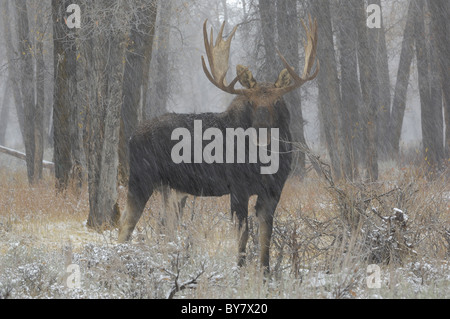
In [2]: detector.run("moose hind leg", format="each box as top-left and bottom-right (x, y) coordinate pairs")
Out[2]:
(231, 193), (249, 267)
(255, 196), (279, 274)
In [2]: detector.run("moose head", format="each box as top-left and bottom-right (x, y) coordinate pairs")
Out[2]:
(201, 17), (319, 145)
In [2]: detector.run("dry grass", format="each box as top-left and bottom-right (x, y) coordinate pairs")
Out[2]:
(0, 168), (108, 253)
(0, 160), (449, 299)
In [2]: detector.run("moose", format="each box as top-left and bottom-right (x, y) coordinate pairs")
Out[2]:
(118, 17), (319, 273)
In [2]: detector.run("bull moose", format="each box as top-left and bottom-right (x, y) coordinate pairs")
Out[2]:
(118, 17), (319, 273)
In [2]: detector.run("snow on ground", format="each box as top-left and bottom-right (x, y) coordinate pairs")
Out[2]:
(1, 166), (449, 299)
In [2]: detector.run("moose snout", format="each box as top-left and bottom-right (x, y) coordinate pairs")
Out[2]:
(253, 107), (273, 146)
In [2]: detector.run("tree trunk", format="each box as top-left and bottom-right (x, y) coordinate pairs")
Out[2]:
(79, 31), (95, 180)
(0, 83), (10, 145)
(390, 2), (416, 157)
(310, 0), (345, 180)
(86, 34), (123, 230)
(426, 4), (445, 167)
(258, 0), (279, 81)
(85, 0), (127, 230)
(34, 3), (46, 181)
(368, 0), (392, 159)
(16, 0), (41, 184)
(276, 0), (307, 176)
(336, 0), (361, 181)
(355, 0), (379, 181)
(2, 0), (25, 145)
(68, 36), (85, 191)
(147, 0), (173, 120)
(119, 1), (158, 184)
(52, 0), (73, 190)
(429, 0), (450, 158)
(414, 0), (444, 170)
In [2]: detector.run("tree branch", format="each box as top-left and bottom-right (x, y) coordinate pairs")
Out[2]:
(0, 145), (54, 170)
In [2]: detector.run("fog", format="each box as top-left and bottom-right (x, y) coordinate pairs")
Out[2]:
(0, 0), (428, 152)
(0, 0), (448, 182)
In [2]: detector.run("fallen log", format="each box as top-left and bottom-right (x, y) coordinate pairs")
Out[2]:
(0, 145), (54, 170)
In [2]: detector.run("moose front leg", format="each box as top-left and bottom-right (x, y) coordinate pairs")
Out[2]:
(118, 179), (153, 243)
(255, 196), (278, 274)
(231, 193), (249, 267)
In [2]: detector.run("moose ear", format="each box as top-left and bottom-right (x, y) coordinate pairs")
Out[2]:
(237, 65), (257, 89)
(275, 69), (292, 88)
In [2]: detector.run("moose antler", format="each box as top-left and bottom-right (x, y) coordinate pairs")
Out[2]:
(274, 15), (320, 96)
(202, 16), (319, 97)
(201, 20), (248, 95)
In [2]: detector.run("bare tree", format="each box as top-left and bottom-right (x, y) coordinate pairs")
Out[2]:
(52, 0), (75, 190)
(425, 1), (445, 166)
(336, 0), (361, 181)
(146, 0), (173, 120)
(355, 0), (379, 181)
(15, 0), (43, 184)
(0, 82), (10, 145)
(429, 0), (450, 157)
(79, 0), (136, 230)
(414, 0), (444, 170)
(1, 1), (26, 147)
(390, 2), (416, 157)
(368, 0), (392, 159)
(258, 0), (279, 81)
(119, 1), (158, 183)
(34, 1), (46, 182)
(276, 0), (307, 176)
(310, 0), (345, 180)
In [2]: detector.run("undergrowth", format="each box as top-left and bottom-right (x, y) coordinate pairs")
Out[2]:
(0, 156), (449, 299)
